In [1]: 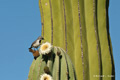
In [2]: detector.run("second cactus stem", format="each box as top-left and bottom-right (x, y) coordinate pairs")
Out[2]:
(28, 46), (77, 80)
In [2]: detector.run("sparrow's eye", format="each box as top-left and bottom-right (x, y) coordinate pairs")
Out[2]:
(42, 38), (44, 40)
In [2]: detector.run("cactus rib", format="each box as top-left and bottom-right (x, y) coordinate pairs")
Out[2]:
(49, 0), (53, 44)
(97, 0), (115, 80)
(63, 0), (67, 52)
(77, 0), (85, 80)
(93, 0), (102, 80)
(39, 0), (44, 37)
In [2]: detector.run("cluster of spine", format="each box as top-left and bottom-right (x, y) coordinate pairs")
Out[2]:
(28, 47), (77, 80)
(39, 0), (115, 80)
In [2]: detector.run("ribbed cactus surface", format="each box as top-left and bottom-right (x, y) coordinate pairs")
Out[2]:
(28, 47), (76, 80)
(39, 0), (115, 80)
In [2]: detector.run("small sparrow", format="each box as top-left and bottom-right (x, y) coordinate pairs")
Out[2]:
(29, 36), (44, 49)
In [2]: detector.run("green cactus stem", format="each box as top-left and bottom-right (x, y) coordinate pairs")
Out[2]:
(39, 0), (115, 80)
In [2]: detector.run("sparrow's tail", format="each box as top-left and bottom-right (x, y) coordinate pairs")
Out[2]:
(29, 46), (32, 49)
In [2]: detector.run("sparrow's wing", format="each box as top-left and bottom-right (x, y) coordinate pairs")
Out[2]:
(31, 40), (37, 47)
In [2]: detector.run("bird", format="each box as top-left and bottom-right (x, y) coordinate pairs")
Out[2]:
(29, 36), (44, 50)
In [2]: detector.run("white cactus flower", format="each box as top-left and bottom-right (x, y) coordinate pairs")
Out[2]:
(40, 73), (53, 80)
(39, 42), (52, 55)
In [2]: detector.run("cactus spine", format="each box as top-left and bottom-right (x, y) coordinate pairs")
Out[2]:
(28, 46), (76, 80)
(39, 0), (115, 80)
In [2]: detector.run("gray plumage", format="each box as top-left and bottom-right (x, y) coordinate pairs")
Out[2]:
(29, 36), (44, 49)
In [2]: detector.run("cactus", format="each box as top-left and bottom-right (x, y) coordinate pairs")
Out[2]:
(38, 0), (115, 80)
(28, 46), (76, 80)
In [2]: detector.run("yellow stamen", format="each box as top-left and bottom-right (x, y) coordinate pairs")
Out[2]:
(41, 45), (48, 51)
(44, 77), (48, 80)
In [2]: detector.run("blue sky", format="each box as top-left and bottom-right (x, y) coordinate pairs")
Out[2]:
(0, 0), (119, 80)
(109, 0), (120, 80)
